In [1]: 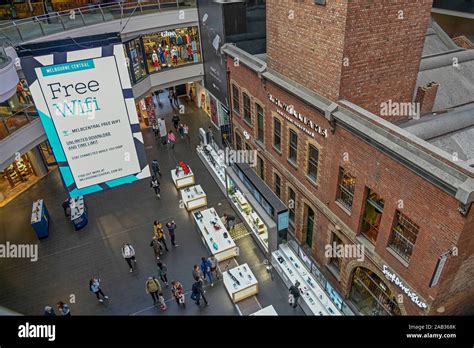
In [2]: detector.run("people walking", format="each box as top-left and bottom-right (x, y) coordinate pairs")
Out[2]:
(158, 292), (167, 311)
(178, 123), (184, 139)
(150, 236), (163, 259)
(172, 114), (180, 131)
(173, 90), (179, 107)
(191, 280), (208, 306)
(121, 243), (137, 273)
(154, 221), (169, 252)
(62, 199), (71, 217)
(168, 90), (173, 106)
(151, 159), (162, 177)
(192, 264), (203, 282)
(157, 260), (169, 286)
(289, 281), (301, 308)
(57, 301), (71, 316)
(145, 276), (161, 306)
(165, 220), (178, 247)
(150, 176), (161, 198)
(152, 121), (159, 137)
(44, 305), (56, 316)
(158, 117), (167, 145)
(183, 123), (189, 139)
(171, 280), (185, 307)
(200, 256), (214, 286)
(90, 277), (109, 303)
(223, 213), (236, 231)
(209, 255), (220, 280)
(167, 130), (176, 149)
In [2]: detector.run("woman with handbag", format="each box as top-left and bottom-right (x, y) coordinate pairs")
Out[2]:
(171, 280), (185, 308)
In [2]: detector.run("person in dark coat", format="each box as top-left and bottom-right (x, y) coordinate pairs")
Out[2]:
(191, 280), (208, 306)
(289, 281), (301, 308)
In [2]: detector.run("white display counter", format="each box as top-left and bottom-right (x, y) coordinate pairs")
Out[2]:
(223, 263), (259, 303)
(272, 243), (342, 316)
(250, 305), (278, 316)
(196, 144), (226, 190)
(171, 166), (195, 189)
(193, 208), (239, 262)
(180, 185), (207, 211)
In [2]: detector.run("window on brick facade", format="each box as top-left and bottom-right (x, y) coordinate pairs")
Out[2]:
(288, 129), (298, 165)
(307, 144), (319, 181)
(360, 189), (384, 244)
(329, 233), (343, 273)
(232, 84), (240, 115)
(273, 118), (281, 151)
(274, 172), (281, 198)
(257, 156), (265, 180)
(256, 103), (264, 143)
(235, 133), (242, 151)
(304, 204), (315, 248)
(336, 168), (356, 211)
(243, 93), (251, 124)
(388, 211), (419, 263)
(288, 187), (296, 229)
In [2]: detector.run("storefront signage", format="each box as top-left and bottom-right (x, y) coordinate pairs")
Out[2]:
(159, 30), (177, 38)
(382, 265), (428, 309)
(268, 93), (328, 138)
(21, 41), (149, 198)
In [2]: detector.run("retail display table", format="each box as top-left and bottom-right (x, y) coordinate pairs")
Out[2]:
(171, 166), (195, 189)
(223, 263), (259, 303)
(70, 196), (88, 231)
(193, 208), (238, 261)
(196, 144), (226, 189)
(250, 305), (278, 316)
(272, 244), (342, 316)
(180, 185), (207, 211)
(31, 199), (49, 239)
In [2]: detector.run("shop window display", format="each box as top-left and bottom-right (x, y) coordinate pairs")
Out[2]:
(124, 38), (147, 83)
(142, 27), (201, 74)
(349, 267), (401, 316)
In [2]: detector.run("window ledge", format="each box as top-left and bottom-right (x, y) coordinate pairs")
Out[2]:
(326, 263), (341, 281)
(255, 139), (265, 149)
(356, 235), (376, 254)
(233, 110), (240, 116)
(386, 247), (410, 268)
(287, 159), (298, 170)
(243, 118), (252, 128)
(335, 200), (352, 216)
(306, 175), (318, 188)
(272, 146), (282, 155)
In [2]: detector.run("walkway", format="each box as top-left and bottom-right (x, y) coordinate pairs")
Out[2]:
(0, 95), (303, 316)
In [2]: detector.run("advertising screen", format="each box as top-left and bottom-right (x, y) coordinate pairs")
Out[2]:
(21, 42), (150, 198)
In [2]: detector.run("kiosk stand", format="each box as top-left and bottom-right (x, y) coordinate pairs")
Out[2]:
(70, 196), (88, 231)
(31, 199), (50, 239)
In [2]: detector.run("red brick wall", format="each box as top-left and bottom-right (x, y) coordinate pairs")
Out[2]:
(266, 0), (433, 120)
(266, 0), (347, 101)
(227, 57), (471, 315)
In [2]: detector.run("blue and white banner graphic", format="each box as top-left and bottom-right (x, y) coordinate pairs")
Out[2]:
(21, 43), (150, 198)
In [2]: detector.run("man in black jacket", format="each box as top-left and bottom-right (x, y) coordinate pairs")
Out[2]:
(191, 280), (208, 306)
(289, 281), (301, 308)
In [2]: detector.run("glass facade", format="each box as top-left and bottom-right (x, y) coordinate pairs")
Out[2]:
(124, 37), (147, 84)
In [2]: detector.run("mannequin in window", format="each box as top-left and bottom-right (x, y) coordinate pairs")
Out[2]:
(152, 50), (160, 72)
(171, 46), (178, 66)
(165, 45), (171, 67)
(187, 44), (193, 62)
(158, 44), (165, 64)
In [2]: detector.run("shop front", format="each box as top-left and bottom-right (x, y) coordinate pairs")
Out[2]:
(142, 26), (201, 73)
(0, 142), (52, 206)
(135, 95), (157, 128)
(348, 266), (401, 316)
(225, 162), (288, 255)
(124, 37), (147, 84)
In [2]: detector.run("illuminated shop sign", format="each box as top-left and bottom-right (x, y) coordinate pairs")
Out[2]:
(159, 30), (177, 38)
(268, 93), (328, 138)
(382, 265), (428, 309)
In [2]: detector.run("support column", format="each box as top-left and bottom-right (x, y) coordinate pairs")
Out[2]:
(27, 146), (48, 177)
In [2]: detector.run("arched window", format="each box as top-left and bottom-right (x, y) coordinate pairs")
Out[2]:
(349, 267), (401, 316)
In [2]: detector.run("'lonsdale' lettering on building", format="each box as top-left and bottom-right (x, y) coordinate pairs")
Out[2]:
(268, 93), (329, 138)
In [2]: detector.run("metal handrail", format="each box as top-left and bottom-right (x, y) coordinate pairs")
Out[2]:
(0, 0), (195, 46)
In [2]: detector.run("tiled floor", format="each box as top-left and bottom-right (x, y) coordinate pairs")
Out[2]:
(0, 96), (304, 316)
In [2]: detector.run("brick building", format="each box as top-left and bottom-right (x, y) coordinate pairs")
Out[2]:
(222, 0), (474, 316)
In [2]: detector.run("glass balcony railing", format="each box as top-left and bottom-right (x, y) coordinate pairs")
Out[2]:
(0, 0), (197, 46)
(0, 104), (39, 141)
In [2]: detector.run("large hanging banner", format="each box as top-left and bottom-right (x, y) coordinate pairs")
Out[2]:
(20, 42), (150, 198)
